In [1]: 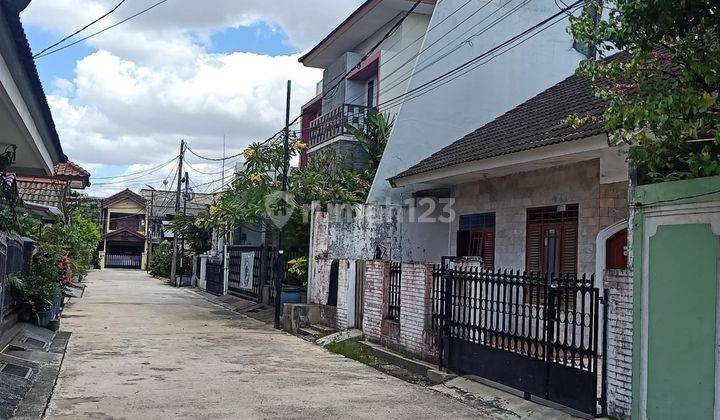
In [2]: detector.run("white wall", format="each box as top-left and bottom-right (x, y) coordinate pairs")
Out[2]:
(369, 0), (586, 203)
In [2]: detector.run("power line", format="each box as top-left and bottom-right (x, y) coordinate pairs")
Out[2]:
(91, 155), (178, 180)
(344, 0), (531, 107)
(34, 0), (172, 60)
(90, 158), (177, 186)
(33, 0), (127, 58)
(375, 0), (584, 112)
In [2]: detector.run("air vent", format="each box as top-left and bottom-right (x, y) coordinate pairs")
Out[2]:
(1, 363), (31, 378)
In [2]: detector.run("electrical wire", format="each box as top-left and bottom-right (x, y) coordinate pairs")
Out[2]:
(91, 155), (178, 180)
(374, 0), (584, 112)
(33, 0), (127, 58)
(34, 0), (172, 60)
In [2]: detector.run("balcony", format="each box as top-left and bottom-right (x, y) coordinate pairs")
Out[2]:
(308, 104), (373, 148)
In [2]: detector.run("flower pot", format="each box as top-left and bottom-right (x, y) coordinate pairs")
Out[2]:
(281, 286), (304, 307)
(34, 310), (53, 328)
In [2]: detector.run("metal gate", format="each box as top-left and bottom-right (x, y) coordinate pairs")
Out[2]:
(227, 245), (264, 301)
(105, 254), (141, 269)
(433, 258), (604, 415)
(205, 260), (224, 295)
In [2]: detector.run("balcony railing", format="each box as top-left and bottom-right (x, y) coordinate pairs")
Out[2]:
(308, 104), (373, 148)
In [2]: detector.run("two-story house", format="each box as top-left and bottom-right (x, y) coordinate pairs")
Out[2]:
(98, 189), (148, 270)
(298, 0), (436, 170)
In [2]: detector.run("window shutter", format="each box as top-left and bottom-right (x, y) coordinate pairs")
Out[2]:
(560, 221), (578, 275)
(526, 224), (542, 274)
(483, 229), (495, 270)
(456, 230), (470, 257)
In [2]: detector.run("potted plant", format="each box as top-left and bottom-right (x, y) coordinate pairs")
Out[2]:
(9, 274), (59, 328)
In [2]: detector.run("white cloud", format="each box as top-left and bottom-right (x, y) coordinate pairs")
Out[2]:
(21, 0), (359, 196)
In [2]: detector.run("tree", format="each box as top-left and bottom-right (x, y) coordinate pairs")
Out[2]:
(569, 0), (720, 183)
(168, 213), (211, 254)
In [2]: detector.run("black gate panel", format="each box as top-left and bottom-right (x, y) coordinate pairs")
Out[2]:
(105, 254), (141, 269)
(227, 246), (263, 302)
(205, 261), (224, 296)
(434, 260), (603, 416)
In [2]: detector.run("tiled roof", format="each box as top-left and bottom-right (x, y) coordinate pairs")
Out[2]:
(16, 177), (68, 207)
(390, 73), (607, 182)
(391, 49), (683, 183)
(0, 2), (65, 163)
(102, 189), (147, 208)
(139, 189), (215, 218)
(55, 161), (90, 178)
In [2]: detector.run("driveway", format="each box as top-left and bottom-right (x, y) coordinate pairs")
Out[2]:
(46, 270), (482, 419)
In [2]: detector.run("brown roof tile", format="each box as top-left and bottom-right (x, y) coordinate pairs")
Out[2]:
(390, 73), (608, 182)
(16, 177), (68, 207)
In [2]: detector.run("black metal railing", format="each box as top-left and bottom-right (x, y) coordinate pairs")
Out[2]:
(387, 262), (401, 321)
(205, 260), (224, 295)
(432, 260), (603, 415)
(308, 104), (373, 148)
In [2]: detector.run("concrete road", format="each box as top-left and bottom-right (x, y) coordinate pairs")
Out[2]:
(46, 270), (481, 419)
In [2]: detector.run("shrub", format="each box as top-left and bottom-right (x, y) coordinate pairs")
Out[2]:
(149, 241), (173, 278)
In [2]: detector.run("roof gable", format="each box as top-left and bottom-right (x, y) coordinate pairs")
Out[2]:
(102, 189), (147, 209)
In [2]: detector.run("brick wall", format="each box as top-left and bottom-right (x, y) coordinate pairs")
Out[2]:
(604, 269), (633, 419)
(599, 182), (629, 230)
(363, 260), (387, 341)
(398, 262), (437, 360)
(336, 260), (350, 329)
(362, 260), (437, 362)
(309, 208), (330, 305)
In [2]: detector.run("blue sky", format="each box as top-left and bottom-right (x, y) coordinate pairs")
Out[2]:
(19, 0), (357, 195)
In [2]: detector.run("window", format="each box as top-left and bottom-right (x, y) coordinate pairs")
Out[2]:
(526, 204), (579, 275)
(366, 79), (375, 108)
(109, 213), (142, 232)
(457, 212), (495, 269)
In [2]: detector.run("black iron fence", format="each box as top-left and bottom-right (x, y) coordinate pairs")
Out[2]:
(387, 262), (401, 321)
(432, 260), (603, 415)
(105, 254), (141, 269)
(205, 259), (224, 296)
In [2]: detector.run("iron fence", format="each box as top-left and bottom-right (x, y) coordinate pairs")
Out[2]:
(308, 104), (373, 147)
(432, 260), (603, 415)
(387, 262), (401, 321)
(105, 254), (141, 269)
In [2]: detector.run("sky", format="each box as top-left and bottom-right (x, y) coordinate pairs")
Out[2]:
(21, 0), (361, 196)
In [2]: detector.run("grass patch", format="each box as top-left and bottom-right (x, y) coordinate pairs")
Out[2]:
(326, 340), (373, 364)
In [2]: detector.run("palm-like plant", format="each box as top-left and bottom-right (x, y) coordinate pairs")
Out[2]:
(346, 111), (395, 173)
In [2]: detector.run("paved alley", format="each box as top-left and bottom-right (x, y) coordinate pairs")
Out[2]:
(46, 270), (481, 419)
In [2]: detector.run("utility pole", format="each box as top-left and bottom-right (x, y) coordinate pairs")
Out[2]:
(275, 80), (291, 329)
(179, 172), (189, 282)
(171, 139), (185, 287)
(146, 186), (155, 272)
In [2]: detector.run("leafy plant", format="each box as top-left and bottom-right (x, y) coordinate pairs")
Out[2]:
(569, 0), (720, 183)
(346, 111), (395, 174)
(168, 213), (211, 254)
(9, 274), (58, 312)
(149, 240), (173, 278)
(35, 211), (101, 279)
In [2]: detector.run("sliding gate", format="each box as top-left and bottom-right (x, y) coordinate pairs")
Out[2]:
(226, 245), (264, 302)
(433, 259), (604, 415)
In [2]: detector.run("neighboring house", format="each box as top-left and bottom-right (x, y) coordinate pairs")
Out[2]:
(0, 0), (65, 177)
(388, 72), (629, 276)
(0, 0), (68, 342)
(16, 161), (91, 217)
(368, 0), (595, 204)
(139, 188), (214, 246)
(298, 0), (436, 170)
(98, 189), (148, 270)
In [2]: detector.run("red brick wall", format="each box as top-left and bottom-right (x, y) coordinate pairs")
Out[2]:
(362, 260), (438, 362)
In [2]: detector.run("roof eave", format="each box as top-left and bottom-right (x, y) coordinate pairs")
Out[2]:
(390, 134), (611, 187)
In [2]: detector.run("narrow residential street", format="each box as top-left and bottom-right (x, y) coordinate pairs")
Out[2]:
(45, 270), (480, 419)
